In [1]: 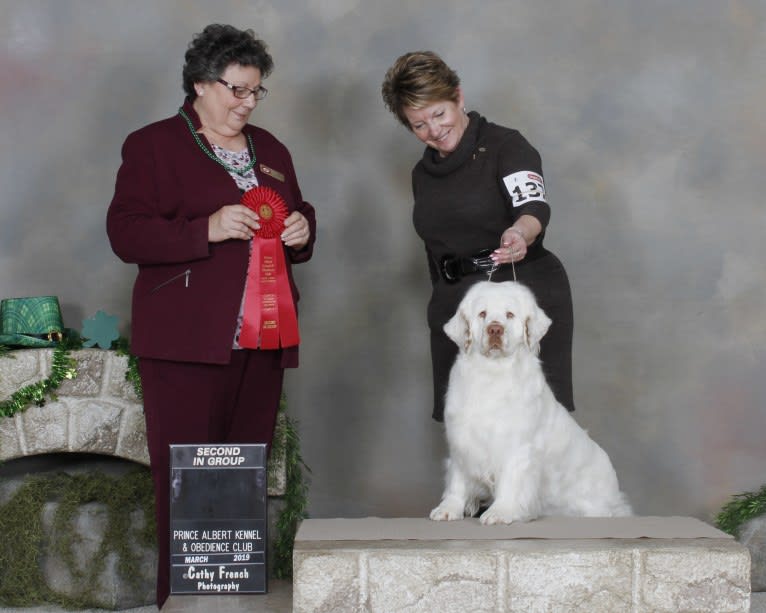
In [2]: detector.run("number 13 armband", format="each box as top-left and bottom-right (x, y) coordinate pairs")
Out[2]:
(503, 171), (547, 207)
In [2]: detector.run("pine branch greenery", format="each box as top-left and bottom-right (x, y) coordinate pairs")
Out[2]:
(271, 394), (310, 578)
(715, 484), (766, 537)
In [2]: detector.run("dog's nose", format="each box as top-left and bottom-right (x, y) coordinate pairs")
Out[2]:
(487, 323), (504, 338)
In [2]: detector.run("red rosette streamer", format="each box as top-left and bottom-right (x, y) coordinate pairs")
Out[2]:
(239, 186), (300, 350)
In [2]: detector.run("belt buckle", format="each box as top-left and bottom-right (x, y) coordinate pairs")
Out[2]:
(440, 255), (461, 284)
(471, 248), (495, 273)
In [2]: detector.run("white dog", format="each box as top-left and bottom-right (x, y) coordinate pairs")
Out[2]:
(430, 281), (631, 525)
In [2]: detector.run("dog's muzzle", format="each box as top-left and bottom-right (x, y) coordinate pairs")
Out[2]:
(485, 322), (506, 352)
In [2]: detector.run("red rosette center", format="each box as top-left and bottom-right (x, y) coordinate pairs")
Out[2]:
(241, 186), (288, 239)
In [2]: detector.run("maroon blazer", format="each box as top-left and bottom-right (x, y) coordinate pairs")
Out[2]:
(107, 100), (315, 367)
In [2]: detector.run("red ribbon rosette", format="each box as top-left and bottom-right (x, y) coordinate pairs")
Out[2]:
(238, 186), (300, 350)
(242, 186), (288, 238)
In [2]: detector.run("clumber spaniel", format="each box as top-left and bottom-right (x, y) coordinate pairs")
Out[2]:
(431, 281), (631, 525)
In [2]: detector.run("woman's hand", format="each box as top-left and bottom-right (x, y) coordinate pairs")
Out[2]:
(208, 204), (260, 243)
(281, 211), (310, 249)
(492, 216), (542, 265)
(492, 227), (528, 264)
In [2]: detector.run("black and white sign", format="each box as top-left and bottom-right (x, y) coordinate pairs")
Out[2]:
(169, 444), (267, 595)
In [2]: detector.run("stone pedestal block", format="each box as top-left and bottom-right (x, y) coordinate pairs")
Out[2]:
(293, 517), (751, 613)
(741, 515), (766, 591)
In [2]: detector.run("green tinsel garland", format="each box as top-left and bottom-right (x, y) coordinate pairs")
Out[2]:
(0, 344), (77, 418)
(715, 484), (766, 537)
(111, 337), (143, 400)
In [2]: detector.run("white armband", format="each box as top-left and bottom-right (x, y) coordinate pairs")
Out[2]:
(503, 171), (547, 207)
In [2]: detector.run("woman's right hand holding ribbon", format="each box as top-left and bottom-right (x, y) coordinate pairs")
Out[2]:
(208, 204), (261, 243)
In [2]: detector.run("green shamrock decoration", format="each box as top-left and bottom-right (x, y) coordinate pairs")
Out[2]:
(81, 311), (120, 348)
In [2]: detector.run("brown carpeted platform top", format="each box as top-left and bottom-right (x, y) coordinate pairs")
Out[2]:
(295, 516), (731, 542)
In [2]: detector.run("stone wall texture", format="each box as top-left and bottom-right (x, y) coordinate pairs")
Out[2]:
(294, 537), (751, 613)
(0, 349), (148, 465)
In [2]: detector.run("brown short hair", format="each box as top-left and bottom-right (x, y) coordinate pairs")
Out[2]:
(381, 51), (461, 129)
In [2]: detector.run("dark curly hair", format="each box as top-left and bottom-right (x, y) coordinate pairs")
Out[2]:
(182, 24), (274, 100)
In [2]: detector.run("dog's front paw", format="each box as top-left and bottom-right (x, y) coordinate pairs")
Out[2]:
(479, 505), (531, 525)
(429, 503), (464, 521)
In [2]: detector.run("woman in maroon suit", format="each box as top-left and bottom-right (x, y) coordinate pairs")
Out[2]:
(107, 24), (315, 608)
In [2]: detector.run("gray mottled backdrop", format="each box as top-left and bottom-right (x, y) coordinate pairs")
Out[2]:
(1, 0), (764, 522)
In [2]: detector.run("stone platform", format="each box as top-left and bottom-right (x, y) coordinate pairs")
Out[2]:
(293, 516), (751, 613)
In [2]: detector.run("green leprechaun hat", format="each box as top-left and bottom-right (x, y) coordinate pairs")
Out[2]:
(0, 296), (65, 348)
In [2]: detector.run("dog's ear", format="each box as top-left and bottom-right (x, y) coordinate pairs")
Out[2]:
(444, 309), (472, 352)
(523, 303), (552, 353)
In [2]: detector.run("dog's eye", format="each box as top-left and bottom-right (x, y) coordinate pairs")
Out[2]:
(506, 311), (515, 319)
(479, 310), (486, 319)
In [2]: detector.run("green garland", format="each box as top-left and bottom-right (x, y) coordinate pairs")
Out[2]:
(715, 484), (766, 537)
(0, 344), (77, 418)
(111, 337), (143, 400)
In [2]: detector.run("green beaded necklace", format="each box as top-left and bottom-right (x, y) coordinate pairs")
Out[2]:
(178, 107), (257, 176)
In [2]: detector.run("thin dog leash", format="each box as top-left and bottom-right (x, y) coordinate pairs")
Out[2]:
(486, 251), (516, 282)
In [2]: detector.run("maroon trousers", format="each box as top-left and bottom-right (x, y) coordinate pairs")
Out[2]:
(139, 349), (284, 609)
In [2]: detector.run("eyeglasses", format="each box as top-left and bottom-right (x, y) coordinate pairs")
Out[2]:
(216, 78), (268, 100)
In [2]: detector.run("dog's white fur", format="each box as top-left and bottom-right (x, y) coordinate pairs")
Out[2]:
(431, 281), (631, 524)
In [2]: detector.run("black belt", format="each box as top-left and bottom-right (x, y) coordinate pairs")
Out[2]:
(437, 244), (549, 284)
(440, 249), (498, 284)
